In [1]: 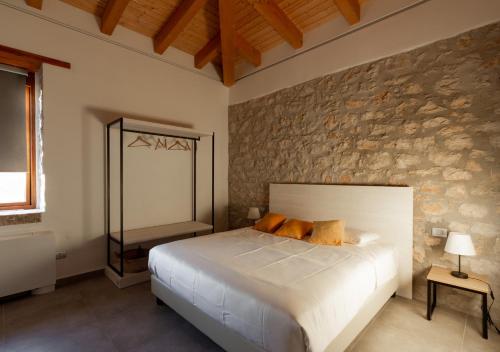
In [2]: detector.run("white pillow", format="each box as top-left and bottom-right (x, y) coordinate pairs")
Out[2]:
(344, 228), (380, 246)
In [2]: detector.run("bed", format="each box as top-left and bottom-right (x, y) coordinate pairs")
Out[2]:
(149, 184), (413, 352)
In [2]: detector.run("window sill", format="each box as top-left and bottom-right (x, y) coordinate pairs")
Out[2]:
(0, 208), (44, 216)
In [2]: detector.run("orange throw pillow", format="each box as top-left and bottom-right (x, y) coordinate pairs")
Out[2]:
(254, 213), (286, 233)
(309, 220), (345, 246)
(274, 219), (313, 240)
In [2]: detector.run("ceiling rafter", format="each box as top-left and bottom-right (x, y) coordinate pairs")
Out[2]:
(218, 0), (235, 86)
(154, 0), (209, 55)
(195, 33), (261, 69)
(33, 0), (366, 86)
(246, 0), (303, 49)
(25, 0), (42, 10)
(100, 0), (131, 35)
(333, 0), (360, 25)
(235, 34), (261, 67)
(195, 36), (220, 69)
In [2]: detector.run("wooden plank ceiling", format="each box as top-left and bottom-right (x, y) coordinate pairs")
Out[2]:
(28, 0), (365, 86)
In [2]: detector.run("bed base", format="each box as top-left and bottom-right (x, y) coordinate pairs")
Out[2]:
(152, 276), (266, 352)
(151, 275), (398, 352)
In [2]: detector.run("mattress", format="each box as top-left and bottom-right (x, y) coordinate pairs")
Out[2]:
(149, 228), (398, 352)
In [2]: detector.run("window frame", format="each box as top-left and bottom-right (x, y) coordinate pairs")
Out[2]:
(0, 44), (69, 213)
(0, 71), (37, 211)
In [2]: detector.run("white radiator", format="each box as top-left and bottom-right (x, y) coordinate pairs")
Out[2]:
(0, 231), (56, 298)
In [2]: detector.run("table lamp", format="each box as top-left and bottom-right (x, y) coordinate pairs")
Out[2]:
(247, 207), (261, 223)
(444, 232), (476, 279)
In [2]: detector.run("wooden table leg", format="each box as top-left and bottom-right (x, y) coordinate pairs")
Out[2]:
(431, 282), (436, 314)
(427, 280), (431, 320)
(482, 293), (488, 339)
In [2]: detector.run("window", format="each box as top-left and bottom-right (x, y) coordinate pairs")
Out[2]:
(0, 44), (69, 214)
(0, 66), (36, 210)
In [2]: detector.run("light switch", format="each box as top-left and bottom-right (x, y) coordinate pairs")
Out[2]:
(431, 228), (448, 238)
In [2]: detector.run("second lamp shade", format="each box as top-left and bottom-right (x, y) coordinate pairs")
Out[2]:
(247, 207), (261, 220)
(444, 232), (476, 256)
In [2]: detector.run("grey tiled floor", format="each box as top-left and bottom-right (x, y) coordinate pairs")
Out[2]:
(347, 293), (500, 352)
(0, 273), (498, 352)
(0, 273), (222, 352)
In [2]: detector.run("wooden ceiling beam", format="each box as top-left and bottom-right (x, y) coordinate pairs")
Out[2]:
(195, 33), (261, 69)
(235, 33), (261, 67)
(25, 0), (42, 10)
(154, 0), (208, 55)
(247, 0), (302, 49)
(218, 0), (235, 86)
(101, 0), (131, 35)
(194, 36), (219, 69)
(333, 0), (360, 25)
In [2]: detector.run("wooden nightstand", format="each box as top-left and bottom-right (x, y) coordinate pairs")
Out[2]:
(426, 265), (490, 339)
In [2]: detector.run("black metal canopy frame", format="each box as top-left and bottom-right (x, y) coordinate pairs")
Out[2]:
(106, 118), (215, 277)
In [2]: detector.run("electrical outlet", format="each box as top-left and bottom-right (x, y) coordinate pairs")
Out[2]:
(431, 228), (448, 238)
(56, 252), (67, 260)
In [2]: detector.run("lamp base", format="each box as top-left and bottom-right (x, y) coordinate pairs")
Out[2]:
(451, 271), (468, 279)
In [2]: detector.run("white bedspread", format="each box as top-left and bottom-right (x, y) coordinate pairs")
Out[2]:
(149, 228), (397, 352)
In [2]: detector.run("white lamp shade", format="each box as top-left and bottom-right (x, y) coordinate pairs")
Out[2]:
(444, 232), (476, 256)
(247, 207), (261, 220)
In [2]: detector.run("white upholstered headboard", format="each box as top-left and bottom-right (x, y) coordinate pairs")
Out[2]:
(269, 183), (413, 299)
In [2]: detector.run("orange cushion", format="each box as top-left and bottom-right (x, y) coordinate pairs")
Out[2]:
(254, 213), (286, 233)
(274, 219), (313, 240)
(309, 220), (345, 246)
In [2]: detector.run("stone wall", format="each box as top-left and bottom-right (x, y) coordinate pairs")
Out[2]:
(228, 22), (500, 317)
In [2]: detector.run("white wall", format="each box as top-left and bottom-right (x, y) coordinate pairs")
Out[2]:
(230, 0), (500, 104)
(0, 1), (228, 279)
(109, 132), (196, 232)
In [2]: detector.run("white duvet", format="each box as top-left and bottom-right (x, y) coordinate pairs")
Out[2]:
(149, 228), (397, 352)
